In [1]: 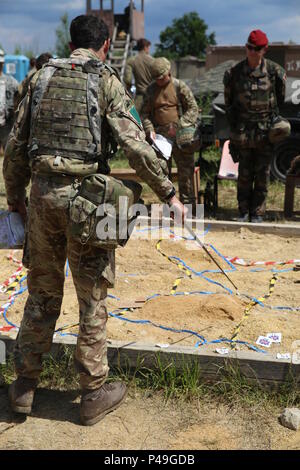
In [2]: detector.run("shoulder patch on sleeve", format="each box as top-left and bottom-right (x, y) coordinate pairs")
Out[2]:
(129, 105), (142, 125)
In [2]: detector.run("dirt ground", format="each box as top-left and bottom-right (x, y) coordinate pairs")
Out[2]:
(1, 227), (299, 354)
(0, 386), (300, 450)
(0, 226), (300, 450)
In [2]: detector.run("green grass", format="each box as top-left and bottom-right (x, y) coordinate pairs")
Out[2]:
(2, 348), (300, 411)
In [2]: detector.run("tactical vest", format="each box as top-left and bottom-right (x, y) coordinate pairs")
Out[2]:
(231, 59), (278, 126)
(28, 58), (106, 162)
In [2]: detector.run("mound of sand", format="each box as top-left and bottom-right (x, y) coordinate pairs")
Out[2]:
(141, 294), (245, 323)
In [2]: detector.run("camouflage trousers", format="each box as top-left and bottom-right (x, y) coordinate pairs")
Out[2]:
(237, 145), (273, 216)
(15, 174), (115, 391)
(156, 126), (195, 204)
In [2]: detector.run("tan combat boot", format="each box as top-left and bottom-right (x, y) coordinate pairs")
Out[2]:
(8, 377), (38, 414)
(80, 381), (127, 426)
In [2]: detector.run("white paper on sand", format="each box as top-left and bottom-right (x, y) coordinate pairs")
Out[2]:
(267, 332), (282, 344)
(276, 353), (291, 360)
(215, 348), (229, 355)
(256, 336), (272, 348)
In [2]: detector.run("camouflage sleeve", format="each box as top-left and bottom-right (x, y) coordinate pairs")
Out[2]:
(14, 75), (30, 110)
(274, 65), (287, 108)
(5, 75), (19, 117)
(103, 75), (174, 201)
(178, 80), (199, 127)
(140, 85), (155, 135)
(223, 69), (236, 129)
(3, 81), (32, 205)
(123, 57), (134, 90)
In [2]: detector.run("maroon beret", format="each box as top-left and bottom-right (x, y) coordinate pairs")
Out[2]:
(247, 29), (268, 47)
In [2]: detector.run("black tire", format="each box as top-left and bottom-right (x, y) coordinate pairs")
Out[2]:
(271, 137), (300, 182)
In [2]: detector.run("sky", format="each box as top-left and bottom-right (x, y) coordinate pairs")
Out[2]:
(0, 0), (300, 55)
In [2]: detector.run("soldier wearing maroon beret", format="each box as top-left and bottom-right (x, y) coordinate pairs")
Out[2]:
(223, 29), (290, 222)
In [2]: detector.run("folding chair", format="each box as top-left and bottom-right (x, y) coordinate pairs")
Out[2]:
(213, 140), (239, 216)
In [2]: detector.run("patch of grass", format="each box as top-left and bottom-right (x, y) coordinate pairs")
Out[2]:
(0, 347), (80, 391)
(200, 145), (221, 183)
(116, 353), (206, 401)
(39, 347), (80, 390)
(1, 349), (300, 411)
(109, 149), (130, 169)
(0, 356), (16, 385)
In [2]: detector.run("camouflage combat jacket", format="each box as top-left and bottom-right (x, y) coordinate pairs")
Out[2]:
(141, 78), (199, 135)
(14, 67), (37, 109)
(223, 58), (286, 146)
(0, 72), (18, 126)
(3, 48), (174, 206)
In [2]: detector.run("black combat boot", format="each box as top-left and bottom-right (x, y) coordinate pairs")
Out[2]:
(9, 377), (38, 414)
(80, 381), (127, 426)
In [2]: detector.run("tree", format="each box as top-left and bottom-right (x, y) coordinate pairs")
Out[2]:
(154, 12), (216, 59)
(55, 13), (71, 58)
(13, 44), (38, 58)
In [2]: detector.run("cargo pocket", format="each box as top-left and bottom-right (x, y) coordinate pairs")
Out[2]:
(69, 196), (98, 245)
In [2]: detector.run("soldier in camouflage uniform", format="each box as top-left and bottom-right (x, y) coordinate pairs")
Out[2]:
(4, 15), (185, 426)
(141, 58), (199, 206)
(0, 49), (18, 151)
(123, 38), (154, 113)
(223, 30), (290, 222)
(15, 52), (52, 109)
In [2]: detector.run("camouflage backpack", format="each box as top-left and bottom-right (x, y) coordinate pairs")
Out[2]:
(69, 174), (142, 249)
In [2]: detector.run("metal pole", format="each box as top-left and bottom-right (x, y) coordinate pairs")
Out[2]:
(141, 0), (144, 12)
(86, 0), (91, 13)
(184, 223), (239, 292)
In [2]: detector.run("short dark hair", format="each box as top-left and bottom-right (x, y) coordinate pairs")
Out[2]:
(30, 57), (36, 68)
(70, 15), (109, 50)
(136, 38), (151, 51)
(36, 52), (53, 70)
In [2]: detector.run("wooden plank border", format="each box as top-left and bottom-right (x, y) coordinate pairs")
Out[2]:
(1, 334), (300, 386)
(137, 216), (300, 238)
(1, 220), (299, 387)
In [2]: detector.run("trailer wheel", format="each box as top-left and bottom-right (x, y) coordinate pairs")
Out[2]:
(271, 138), (300, 182)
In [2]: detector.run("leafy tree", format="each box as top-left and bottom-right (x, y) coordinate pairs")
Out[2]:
(13, 44), (38, 58)
(154, 12), (216, 59)
(55, 13), (71, 58)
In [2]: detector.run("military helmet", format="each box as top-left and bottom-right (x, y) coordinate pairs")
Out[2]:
(176, 126), (201, 152)
(0, 49), (4, 64)
(268, 116), (291, 144)
(151, 57), (171, 80)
